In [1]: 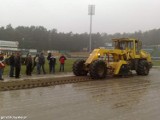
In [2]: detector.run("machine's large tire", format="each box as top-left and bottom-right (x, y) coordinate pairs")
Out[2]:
(136, 60), (150, 76)
(89, 60), (107, 79)
(73, 59), (88, 76)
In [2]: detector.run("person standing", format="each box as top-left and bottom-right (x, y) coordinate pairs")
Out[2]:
(59, 54), (66, 72)
(47, 52), (52, 73)
(14, 52), (21, 78)
(32, 54), (38, 72)
(39, 52), (46, 74)
(9, 52), (15, 77)
(0, 52), (5, 81)
(47, 53), (56, 73)
(25, 54), (32, 76)
(52, 54), (56, 73)
(35, 54), (40, 74)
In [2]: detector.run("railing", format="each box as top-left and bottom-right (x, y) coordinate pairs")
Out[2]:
(152, 57), (160, 60)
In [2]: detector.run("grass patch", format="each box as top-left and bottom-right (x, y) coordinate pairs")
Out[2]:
(152, 60), (160, 66)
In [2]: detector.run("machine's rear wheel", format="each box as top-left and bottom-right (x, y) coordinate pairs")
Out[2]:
(136, 60), (150, 76)
(73, 59), (88, 76)
(89, 60), (107, 79)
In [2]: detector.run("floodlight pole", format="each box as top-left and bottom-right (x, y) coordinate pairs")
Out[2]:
(89, 14), (92, 53)
(88, 5), (95, 52)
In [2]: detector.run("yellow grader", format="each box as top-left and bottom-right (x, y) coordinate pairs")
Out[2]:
(73, 38), (152, 79)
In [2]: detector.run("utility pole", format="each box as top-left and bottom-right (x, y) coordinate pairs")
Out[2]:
(88, 5), (95, 52)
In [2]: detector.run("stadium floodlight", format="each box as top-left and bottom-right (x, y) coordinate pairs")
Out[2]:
(88, 5), (95, 52)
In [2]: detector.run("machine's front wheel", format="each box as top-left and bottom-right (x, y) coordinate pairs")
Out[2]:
(73, 59), (88, 76)
(89, 60), (107, 79)
(136, 60), (150, 76)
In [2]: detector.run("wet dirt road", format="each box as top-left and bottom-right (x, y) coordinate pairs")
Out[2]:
(0, 68), (160, 120)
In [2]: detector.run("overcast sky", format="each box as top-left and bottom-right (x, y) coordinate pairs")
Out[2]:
(0, 0), (160, 34)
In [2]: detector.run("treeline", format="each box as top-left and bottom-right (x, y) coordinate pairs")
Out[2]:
(0, 24), (160, 51)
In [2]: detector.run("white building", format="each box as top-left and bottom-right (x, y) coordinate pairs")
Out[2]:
(0, 40), (19, 53)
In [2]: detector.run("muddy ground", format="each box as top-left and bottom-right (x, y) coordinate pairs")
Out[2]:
(0, 68), (160, 120)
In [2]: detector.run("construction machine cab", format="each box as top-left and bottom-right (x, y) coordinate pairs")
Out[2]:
(113, 38), (143, 59)
(113, 38), (141, 51)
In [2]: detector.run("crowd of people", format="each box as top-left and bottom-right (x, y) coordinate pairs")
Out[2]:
(0, 51), (67, 81)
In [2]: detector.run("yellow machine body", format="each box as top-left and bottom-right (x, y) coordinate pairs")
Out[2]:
(73, 38), (152, 79)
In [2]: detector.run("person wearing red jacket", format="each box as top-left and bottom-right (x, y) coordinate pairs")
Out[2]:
(59, 54), (66, 72)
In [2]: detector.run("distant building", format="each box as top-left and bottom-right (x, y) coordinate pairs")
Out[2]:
(105, 42), (113, 49)
(0, 40), (19, 52)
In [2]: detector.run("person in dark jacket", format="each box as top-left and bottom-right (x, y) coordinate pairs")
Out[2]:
(47, 52), (56, 73)
(14, 52), (21, 78)
(25, 54), (32, 76)
(47, 52), (52, 73)
(9, 52), (15, 77)
(38, 52), (46, 74)
(59, 54), (66, 72)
